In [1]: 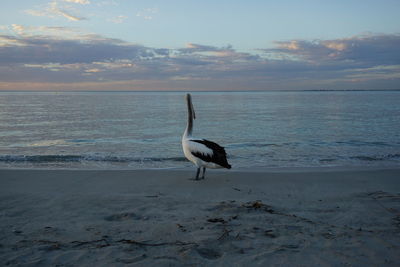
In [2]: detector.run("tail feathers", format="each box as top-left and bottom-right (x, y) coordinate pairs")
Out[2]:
(222, 163), (231, 169)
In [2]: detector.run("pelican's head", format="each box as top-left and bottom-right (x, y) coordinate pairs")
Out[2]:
(185, 93), (196, 119)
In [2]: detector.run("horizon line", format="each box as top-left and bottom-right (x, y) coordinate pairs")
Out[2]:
(0, 89), (400, 93)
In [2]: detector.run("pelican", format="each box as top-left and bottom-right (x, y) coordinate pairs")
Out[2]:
(182, 93), (231, 180)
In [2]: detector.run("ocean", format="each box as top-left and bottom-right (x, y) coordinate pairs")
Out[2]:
(0, 91), (399, 170)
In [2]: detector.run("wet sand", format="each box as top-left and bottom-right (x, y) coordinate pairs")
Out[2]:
(1, 168), (399, 266)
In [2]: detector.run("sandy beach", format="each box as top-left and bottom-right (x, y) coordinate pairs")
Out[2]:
(1, 168), (399, 266)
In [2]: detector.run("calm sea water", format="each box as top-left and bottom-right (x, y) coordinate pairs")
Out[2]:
(0, 91), (399, 170)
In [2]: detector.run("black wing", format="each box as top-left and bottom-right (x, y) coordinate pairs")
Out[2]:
(190, 139), (231, 169)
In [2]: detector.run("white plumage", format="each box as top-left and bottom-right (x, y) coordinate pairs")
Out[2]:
(182, 94), (231, 180)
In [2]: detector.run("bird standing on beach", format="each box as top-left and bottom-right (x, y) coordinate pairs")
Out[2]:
(182, 94), (231, 180)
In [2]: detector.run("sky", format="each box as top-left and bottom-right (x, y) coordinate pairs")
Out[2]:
(0, 0), (400, 91)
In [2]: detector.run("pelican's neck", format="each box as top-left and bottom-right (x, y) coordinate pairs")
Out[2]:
(184, 95), (194, 138)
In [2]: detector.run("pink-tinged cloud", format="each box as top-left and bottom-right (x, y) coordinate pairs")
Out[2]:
(0, 31), (399, 91)
(64, 0), (90, 4)
(25, 1), (87, 21)
(264, 34), (400, 65)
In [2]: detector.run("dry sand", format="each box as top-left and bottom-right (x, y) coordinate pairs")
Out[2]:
(1, 168), (399, 266)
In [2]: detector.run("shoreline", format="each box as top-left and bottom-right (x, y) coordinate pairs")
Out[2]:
(1, 164), (400, 172)
(1, 168), (399, 266)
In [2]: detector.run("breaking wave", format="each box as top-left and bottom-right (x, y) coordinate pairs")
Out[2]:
(0, 155), (187, 164)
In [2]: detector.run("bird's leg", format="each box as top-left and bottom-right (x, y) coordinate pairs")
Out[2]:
(201, 167), (206, 179)
(195, 168), (200, 180)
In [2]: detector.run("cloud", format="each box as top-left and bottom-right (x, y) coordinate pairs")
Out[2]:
(263, 34), (400, 67)
(25, 0), (87, 21)
(0, 30), (399, 91)
(63, 0), (90, 4)
(11, 24), (25, 35)
(8, 24), (88, 40)
(177, 43), (259, 65)
(96, 0), (119, 7)
(179, 43), (222, 54)
(0, 36), (152, 65)
(108, 15), (128, 24)
(57, 10), (85, 21)
(136, 8), (158, 20)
